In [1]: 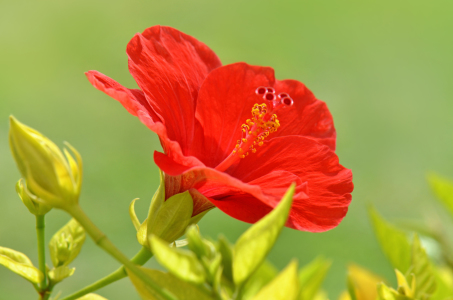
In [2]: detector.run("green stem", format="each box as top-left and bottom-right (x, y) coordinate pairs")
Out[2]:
(60, 247), (152, 300)
(36, 215), (48, 291)
(41, 282), (54, 300)
(67, 205), (178, 300)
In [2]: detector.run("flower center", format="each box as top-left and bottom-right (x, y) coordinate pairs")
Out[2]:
(215, 86), (294, 172)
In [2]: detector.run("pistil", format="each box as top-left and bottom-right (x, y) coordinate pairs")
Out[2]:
(215, 86), (293, 172)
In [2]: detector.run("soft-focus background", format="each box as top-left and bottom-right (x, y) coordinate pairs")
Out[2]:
(1, 0), (453, 298)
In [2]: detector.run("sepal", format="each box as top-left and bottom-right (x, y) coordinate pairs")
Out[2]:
(16, 179), (52, 216)
(147, 191), (193, 243)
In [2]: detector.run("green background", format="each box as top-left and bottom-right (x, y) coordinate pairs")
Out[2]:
(1, 0), (453, 298)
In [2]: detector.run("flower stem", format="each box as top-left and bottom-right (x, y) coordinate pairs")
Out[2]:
(36, 215), (48, 291)
(67, 205), (177, 300)
(60, 246), (152, 300)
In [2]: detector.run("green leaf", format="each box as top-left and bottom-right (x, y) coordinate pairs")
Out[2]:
(240, 260), (278, 300)
(149, 235), (206, 284)
(0, 246), (43, 284)
(186, 225), (211, 259)
(369, 207), (412, 273)
(217, 235), (234, 284)
(128, 267), (214, 300)
(48, 265), (75, 283)
(427, 173), (453, 218)
(49, 218), (86, 267)
(251, 260), (299, 300)
(233, 184), (295, 285)
(431, 267), (453, 300)
(410, 234), (436, 299)
(298, 256), (332, 300)
(129, 198), (141, 231)
(76, 294), (108, 300)
(202, 252), (222, 283)
(147, 191), (193, 243)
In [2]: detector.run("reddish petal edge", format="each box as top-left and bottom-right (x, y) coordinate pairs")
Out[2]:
(154, 151), (350, 232)
(85, 70), (161, 122)
(85, 70), (204, 169)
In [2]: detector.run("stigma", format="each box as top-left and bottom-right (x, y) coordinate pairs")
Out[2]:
(215, 86), (294, 172)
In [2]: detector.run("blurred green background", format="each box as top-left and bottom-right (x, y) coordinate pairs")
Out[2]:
(1, 0), (453, 298)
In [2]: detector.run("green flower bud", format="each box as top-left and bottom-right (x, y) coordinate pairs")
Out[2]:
(49, 219), (86, 267)
(9, 116), (82, 210)
(16, 179), (52, 215)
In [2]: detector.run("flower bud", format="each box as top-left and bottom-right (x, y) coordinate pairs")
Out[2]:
(9, 116), (82, 210)
(49, 219), (86, 267)
(16, 179), (52, 216)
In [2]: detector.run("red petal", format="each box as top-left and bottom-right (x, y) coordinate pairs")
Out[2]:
(193, 63), (336, 168)
(85, 70), (203, 169)
(273, 80), (336, 150)
(85, 70), (160, 122)
(154, 135), (353, 232)
(193, 63), (275, 167)
(230, 136), (353, 231)
(127, 26), (221, 155)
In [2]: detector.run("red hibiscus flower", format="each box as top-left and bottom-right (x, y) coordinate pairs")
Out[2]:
(86, 25), (353, 232)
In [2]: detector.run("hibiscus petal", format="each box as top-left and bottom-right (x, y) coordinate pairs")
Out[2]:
(85, 70), (160, 122)
(230, 136), (353, 231)
(154, 138), (353, 232)
(127, 25), (221, 155)
(273, 79), (336, 150)
(85, 70), (203, 169)
(193, 62), (275, 167)
(193, 62), (336, 168)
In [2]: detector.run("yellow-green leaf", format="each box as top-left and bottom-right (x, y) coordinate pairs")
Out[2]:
(0, 246), (43, 284)
(186, 225), (210, 259)
(48, 265), (75, 283)
(251, 260), (299, 300)
(149, 235), (206, 284)
(49, 218), (86, 267)
(128, 267), (213, 300)
(240, 260), (278, 300)
(233, 184), (295, 285)
(298, 256), (332, 300)
(427, 173), (453, 218)
(369, 207), (411, 273)
(410, 234), (436, 299)
(217, 235), (234, 284)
